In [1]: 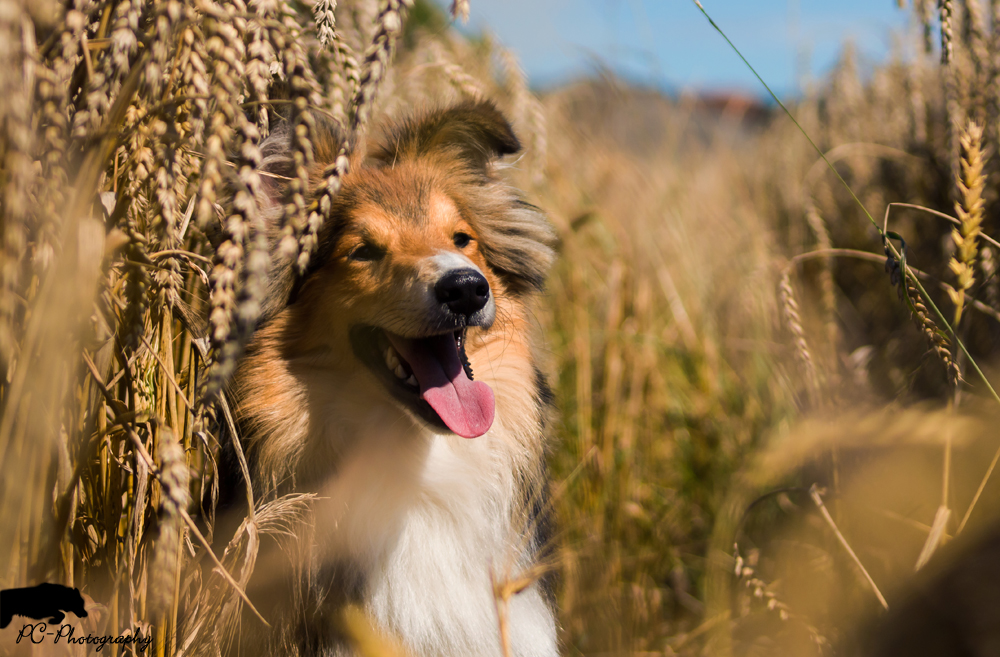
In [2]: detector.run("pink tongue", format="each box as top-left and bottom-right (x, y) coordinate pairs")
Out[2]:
(387, 333), (495, 438)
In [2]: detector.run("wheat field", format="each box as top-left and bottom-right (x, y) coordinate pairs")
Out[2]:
(2, 0), (1000, 655)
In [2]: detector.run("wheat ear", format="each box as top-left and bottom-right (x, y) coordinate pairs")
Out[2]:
(948, 120), (986, 327)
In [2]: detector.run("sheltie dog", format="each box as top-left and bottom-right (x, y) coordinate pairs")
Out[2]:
(218, 100), (559, 656)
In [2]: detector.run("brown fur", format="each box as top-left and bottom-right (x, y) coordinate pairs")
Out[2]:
(221, 101), (558, 656)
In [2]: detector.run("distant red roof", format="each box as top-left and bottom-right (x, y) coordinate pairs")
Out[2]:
(690, 91), (771, 123)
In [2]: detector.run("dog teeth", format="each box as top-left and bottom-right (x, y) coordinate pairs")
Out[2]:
(384, 345), (414, 384)
(385, 347), (401, 371)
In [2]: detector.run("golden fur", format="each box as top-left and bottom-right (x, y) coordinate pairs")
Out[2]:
(220, 101), (559, 656)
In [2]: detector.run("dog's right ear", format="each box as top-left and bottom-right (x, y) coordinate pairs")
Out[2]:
(367, 100), (520, 174)
(204, 119), (350, 324)
(255, 118), (349, 216)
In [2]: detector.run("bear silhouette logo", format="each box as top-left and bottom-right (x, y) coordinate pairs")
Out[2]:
(0, 583), (88, 628)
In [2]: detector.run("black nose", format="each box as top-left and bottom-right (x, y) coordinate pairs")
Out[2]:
(435, 269), (490, 316)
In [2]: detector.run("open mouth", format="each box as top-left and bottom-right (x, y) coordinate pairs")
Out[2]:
(350, 326), (495, 438)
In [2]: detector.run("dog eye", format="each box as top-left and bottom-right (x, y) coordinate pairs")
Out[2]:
(349, 244), (383, 262)
(453, 232), (472, 248)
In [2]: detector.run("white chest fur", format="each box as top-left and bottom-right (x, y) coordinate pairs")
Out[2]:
(308, 415), (558, 657)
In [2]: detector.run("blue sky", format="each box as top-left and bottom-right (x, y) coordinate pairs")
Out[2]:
(458, 0), (915, 97)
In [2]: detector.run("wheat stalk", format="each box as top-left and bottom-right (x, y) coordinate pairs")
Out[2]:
(964, 0), (990, 70)
(948, 120), (987, 327)
(941, 0), (955, 64)
(351, 0), (412, 132)
(915, 0), (935, 52)
(150, 430), (190, 616)
(885, 246), (962, 386)
(804, 200), (839, 362)
(779, 267), (821, 404)
(0, 0), (32, 367)
(314, 0), (338, 46)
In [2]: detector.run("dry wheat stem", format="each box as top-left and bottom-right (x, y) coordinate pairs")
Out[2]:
(0, 1), (33, 366)
(887, 250), (962, 386)
(779, 267), (821, 404)
(491, 562), (542, 657)
(887, 202), (1000, 250)
(809, 484), (889, 610)
(124, 418), (270, 627)
(959, 440), (1000, 532)
(941, 0), (955, 64)
(914, 505), (951, 570)
(350, 0), (412, 133)
(151, 430), (189, 616)
(794, 247), (1000, 325)
(882, 209), (963, 387)
(804, 200), (838, 359)
(964, 0), (990, 69)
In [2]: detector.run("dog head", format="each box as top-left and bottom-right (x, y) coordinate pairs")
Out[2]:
(69, 587), (88, 619)
(248, 101), (555, 439)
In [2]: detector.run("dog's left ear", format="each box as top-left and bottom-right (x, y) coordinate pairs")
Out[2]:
(368, 100), (520, 173)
